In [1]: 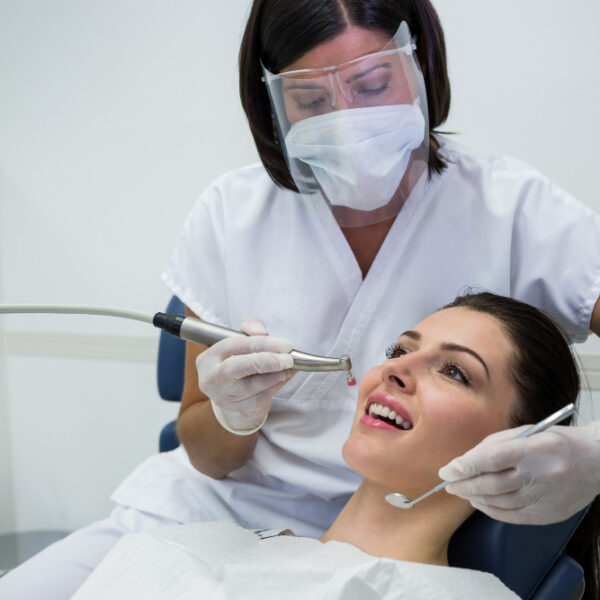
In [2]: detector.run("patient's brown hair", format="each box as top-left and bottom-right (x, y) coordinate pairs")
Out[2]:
(444, 292), (598, 600)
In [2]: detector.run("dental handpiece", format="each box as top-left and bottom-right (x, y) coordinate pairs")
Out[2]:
(0, 304), (356, 384)
(385, 402), (576, 509)
(152, 311), (356, 384)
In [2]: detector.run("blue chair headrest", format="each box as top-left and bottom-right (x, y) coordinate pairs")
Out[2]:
(448, 508), (587, 598)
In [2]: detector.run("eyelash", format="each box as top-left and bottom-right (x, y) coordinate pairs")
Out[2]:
(295, 81), (389, 112)
(385, 343), (407, 359)
(384, 344), (471, 386)
(355, 82), (389, 97)
(297, 99), (325, 111)
(440, 360), (471, 386)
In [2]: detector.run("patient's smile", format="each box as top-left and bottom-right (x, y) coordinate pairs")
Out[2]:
(362, 392), (413, 432)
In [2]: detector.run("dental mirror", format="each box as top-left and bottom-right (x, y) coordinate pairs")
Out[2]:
(385, 403), (575, 509)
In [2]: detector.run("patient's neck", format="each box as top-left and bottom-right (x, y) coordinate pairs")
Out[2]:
(320, 480), (471, 566)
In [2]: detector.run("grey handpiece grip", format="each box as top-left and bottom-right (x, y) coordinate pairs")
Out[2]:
(179, 316), (352, 373)
(180, 317), (245, 346)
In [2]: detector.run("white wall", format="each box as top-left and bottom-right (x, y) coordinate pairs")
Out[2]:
(436, 0), (600, 209)
(0, 0), (599, 534)
(0, 256), (16, 533)
(0, 0), (258, 534)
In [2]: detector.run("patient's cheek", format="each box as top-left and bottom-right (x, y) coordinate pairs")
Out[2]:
(358, 367), (382, 397)
(427, 408), (506, 462)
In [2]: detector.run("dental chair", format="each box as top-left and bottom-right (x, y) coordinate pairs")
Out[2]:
(156, 295), (587, 600)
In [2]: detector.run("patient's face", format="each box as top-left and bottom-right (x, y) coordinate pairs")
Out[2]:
(343, 307), (518, 499)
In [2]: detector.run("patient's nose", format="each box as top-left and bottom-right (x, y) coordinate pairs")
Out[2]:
(381, 360), (416, 394)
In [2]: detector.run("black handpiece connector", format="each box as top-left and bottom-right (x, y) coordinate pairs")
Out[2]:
(152, 312), (186, 338)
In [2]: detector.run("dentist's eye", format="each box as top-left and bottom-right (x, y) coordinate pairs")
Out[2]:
(353, 82), (389, 98)
(440, 361), (470, 386)
(296, 97), (326, 111)
(385, 343), (408, 360)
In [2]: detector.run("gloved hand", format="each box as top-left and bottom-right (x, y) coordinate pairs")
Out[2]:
(438, 421), (600, 524)
(196, 317), (295, 436)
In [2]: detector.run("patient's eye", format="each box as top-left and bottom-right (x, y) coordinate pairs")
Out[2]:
(440, 361), (470, 386)
(385, 343), (408, 359)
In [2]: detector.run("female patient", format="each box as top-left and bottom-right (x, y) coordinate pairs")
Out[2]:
(73, 293), (599, 599)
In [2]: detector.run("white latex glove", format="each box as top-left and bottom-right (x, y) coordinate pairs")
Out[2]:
(196, 317), (295, 435)
(438, 421), (600, 524)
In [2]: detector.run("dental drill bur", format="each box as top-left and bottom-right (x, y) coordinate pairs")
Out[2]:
(385, 402), (575, 509)
(0, 304), (356, 384)
(152, 311), (356, 385)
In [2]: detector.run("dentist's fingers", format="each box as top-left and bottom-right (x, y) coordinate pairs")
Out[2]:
(440, 423), (600, 524)
(200, 333), (293, 363)
(239, 316), (269, 336)
(438, 425), (535, 482)
(215, 367), (295, 404)
(194, 318), (296, 435)
(197, 335), (294, 391)
(445, 468), (528, 497)
(467, 490), (538, 511)
(210, 351), (294, 383)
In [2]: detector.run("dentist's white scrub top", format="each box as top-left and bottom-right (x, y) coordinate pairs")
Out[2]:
(112, 137), (600, 536)
(72, 521), (520, 600)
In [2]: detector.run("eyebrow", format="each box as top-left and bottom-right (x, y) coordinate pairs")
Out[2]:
(440, 343), (490, 378)
(282, 61), (392, 92)
(345, 62), (391, 84)
(399, 330), (421, 341)
(398, 331), (490, 378)
(283, 82), (329, 92)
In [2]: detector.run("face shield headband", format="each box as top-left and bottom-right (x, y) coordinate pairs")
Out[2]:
(261, 21), (430, 228)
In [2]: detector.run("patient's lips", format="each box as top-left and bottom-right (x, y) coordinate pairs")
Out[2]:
(361, 392), (413, 432)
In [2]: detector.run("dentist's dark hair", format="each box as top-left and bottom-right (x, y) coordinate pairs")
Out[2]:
(444, 291), (598, 600)
(239, 0), (451, 191)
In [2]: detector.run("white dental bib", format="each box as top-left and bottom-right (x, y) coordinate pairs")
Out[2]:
(72, 521), (520, 599)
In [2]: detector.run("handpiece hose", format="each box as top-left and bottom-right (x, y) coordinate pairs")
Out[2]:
(0, 304), (355, 384)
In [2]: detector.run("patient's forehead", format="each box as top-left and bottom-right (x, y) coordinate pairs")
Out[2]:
(406, 307), (513, 367)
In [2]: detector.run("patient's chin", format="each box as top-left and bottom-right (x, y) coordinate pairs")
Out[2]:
(341, 436), (379, 478)
(341, 438), (357, 470)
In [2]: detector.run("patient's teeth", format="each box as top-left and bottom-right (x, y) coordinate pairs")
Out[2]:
(367, 402), (412, 430)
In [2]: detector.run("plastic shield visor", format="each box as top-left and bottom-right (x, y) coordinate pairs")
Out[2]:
(262, 21), (429, 227)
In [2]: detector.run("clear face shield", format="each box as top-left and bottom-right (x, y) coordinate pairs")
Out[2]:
(262, 22), (429, 227)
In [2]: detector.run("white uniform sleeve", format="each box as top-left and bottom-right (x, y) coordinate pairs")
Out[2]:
(161, 179), (230, 326)
(506, 166), (600, 342)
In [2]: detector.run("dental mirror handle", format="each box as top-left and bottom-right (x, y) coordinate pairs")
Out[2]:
(513, 403), (575, 439)
(386, 402), (576, 509)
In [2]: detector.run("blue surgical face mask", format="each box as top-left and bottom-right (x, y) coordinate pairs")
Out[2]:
(284, 103), (426, 211)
